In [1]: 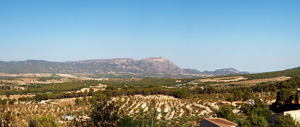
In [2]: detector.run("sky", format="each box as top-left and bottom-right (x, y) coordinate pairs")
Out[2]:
(0, 0), (300, 72)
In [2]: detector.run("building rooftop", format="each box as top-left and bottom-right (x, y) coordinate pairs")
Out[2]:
(205, 118), (238, 127)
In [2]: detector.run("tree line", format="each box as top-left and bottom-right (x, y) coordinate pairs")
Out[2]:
(12, 77), (300, 104)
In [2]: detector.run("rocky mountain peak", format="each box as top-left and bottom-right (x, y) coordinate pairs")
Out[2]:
(0, 57), (248, 78)
(141, 57), (177, 67)
(142, 56), (167, 62)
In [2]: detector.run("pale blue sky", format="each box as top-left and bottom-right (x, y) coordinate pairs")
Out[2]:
(1, 0), (300, 72)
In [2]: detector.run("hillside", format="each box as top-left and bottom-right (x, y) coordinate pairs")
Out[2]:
(241, 67), (300, 79)
(0, 57), (247, 78)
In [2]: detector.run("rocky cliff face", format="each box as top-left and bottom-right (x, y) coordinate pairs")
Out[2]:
(0, 57), (248, 77)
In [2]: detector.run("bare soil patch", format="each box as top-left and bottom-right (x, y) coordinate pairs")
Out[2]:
(0, 94), (34, 99)
(211, 76), (291, 86)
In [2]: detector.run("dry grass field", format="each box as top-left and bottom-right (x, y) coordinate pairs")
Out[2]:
(210, 76), (291, 86)
(0, 95), (34, 99)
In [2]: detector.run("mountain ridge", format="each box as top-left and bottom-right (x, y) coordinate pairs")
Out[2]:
(0, 57), (248, 78)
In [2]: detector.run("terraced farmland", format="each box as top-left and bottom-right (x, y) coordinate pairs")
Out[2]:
(113, 95), (219, 119)
(0, 95), (221, 126)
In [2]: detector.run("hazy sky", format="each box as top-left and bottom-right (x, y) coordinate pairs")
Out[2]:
(1, 0), (300, 72)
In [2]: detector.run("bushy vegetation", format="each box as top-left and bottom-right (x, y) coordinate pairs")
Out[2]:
(90, 101), (120, 127)
(217, 104), (237, 121)
(1, 67), (300, 126)
(271, 114), (299, 127)
(8, 77), (299, 106)
(36, 77), (62, 82)
(242, 67), (300, 79)
(234, 99), (273, 127)
(0, 98), (17, 105)
(88, 96), (204, 127)
(0, 80), (100, 95)
(0, 111), (13, 126)
(24, 80), (100, 93)
(99, 77), (179, 87)
(29, 116), (58, 127)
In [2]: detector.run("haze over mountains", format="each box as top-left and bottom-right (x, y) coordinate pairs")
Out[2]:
(0, 57), (248, 78)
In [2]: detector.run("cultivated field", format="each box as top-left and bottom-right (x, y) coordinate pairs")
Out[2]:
(210, 76), (291, 86)
(194, 76), (247, 83)
(112, 95), (219, 119)
(0, 95), (221, 126)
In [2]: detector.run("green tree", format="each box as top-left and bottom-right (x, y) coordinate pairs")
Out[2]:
(106, 86), (118, 90)
(94, 93), (107, 101)
(89, 97), (96, 105)
(148, 99), (158, 127)
(217, 104), (237, 121)
(90, 101), (119, 127)
(254, 98), (264, 108)
(34, 94), (49, 102)
(242, 91), (251, 101)
(246, 113), (268, 127)
(226, 96), (234, 104)
(5, 91), (12, 98)
(275, 88), (294, 108)
(251, 108), (273, 122)
(295, 92), (299, 104)
(233, 90), (242, 101)
(135, 108), (147, 127)
(0, 99), (7, 105)
(0, 111), (14, 127)
(236, 116), (248, 127)
(117, 115), (134, 127)
(75, 98), (81, 106)
(82, 96), (87, 105)
(272, 114), (298, 127)
(8, 99), (16, 105)
(241, 104), (252, 115)
(173, 89), (191, 98)
(29, 116), (57, 127)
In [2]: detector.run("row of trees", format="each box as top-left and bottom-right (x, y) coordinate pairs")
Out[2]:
(15, 77), (298, 104)
(29, 116), (57, 127)
(226, 90), (251, 102)
(0, 80), (101, 95)
(242, 67), (300, 79)
(0, 98), (16, 105)
(99, 77), (180, 87)
(87, 96), (199, 127)
(2, 76), (300, 103)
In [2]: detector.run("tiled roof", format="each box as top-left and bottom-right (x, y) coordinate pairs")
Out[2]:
(205, 118), (238, 127)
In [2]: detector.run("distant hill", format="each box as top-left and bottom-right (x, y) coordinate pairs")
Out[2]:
(0, 57), (248, 78)
(183, 68), (249, 77)
(203, 68), (249, 76)
(242, 67), (300, 79)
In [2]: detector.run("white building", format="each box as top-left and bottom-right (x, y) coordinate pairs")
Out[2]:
(284, 110), (300, 123)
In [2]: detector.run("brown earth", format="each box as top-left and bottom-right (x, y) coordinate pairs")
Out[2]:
(211, 76), (291, 86)
(0, 94), (34, 99)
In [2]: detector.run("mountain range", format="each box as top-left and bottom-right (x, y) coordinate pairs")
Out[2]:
(0, 57), (248, 78)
